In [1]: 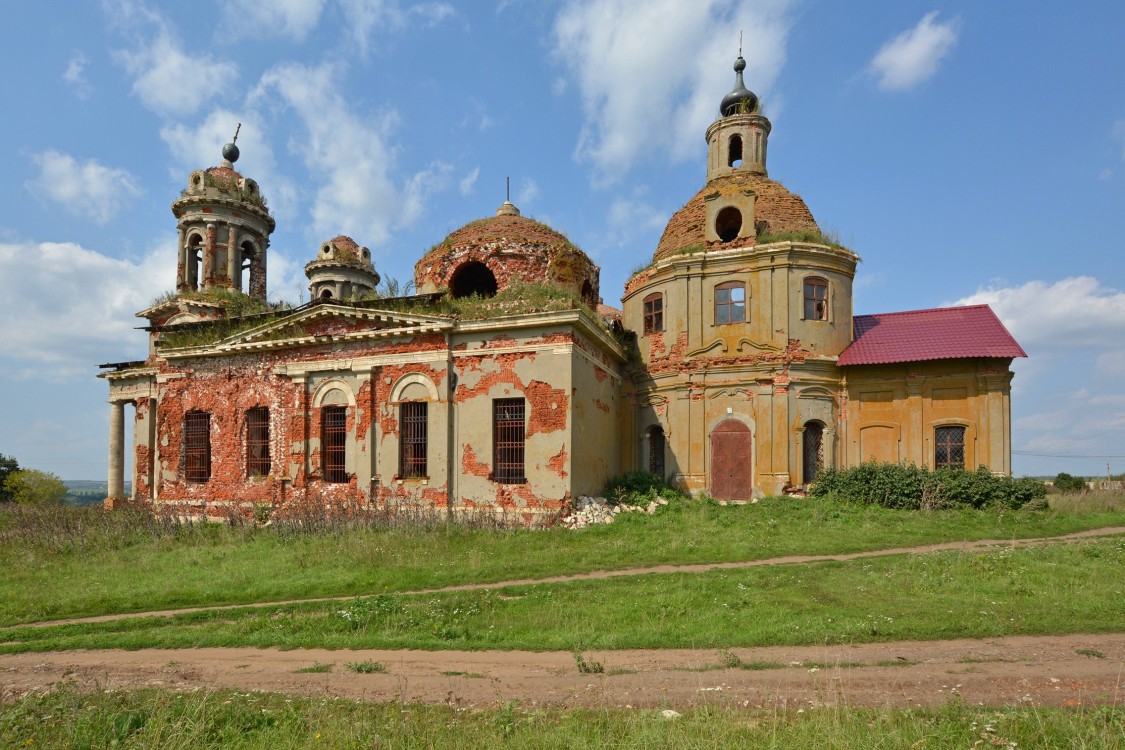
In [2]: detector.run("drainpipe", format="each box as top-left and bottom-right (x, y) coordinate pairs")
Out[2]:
(446, 331), (457, 521)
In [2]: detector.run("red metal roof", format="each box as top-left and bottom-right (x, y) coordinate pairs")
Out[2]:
(837, 304), (1026, 366)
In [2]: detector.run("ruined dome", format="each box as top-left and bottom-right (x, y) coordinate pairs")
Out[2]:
(652, 172), (820, 262)
(306, 235), (380, 301)
(414, 202), (600, 307)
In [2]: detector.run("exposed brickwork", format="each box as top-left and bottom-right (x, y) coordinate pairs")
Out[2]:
(653, 172), (820, 262)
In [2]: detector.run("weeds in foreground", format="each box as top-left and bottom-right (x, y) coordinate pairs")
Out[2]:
(1, 685), (1121, 749)
(345, 660), (386, 674)
(293, 662), (333, 674)
(573, 652), (604, 674)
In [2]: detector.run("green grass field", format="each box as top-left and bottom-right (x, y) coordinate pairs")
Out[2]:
(0, 685), (1120, 749)
(1, 494), (1122, 626)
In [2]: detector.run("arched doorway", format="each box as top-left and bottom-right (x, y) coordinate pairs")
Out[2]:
(803, 421), (824, 484)
(710, 419), (751, 500)
(647, 425), (665, 479)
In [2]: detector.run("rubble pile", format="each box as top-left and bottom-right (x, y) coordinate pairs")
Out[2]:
(560, 495), (669, 529)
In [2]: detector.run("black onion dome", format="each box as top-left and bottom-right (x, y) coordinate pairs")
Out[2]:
(719, 56), (758, 116)
(222, 141), (240, 163)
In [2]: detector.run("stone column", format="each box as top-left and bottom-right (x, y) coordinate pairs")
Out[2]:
(202, 223), (216, 288)
(226, 227), (239, 289)
(176, 227), (187, 292)
(108, 401), (126, 508)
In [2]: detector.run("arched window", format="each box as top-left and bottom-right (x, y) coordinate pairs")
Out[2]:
(935, 426), (966, 470)
(714, 281), (746, 324)
(239, 241), (256, 294)
(643, 293), (663, 334)
(322, 405), (348, 482)
(184, 411), (211, 483)
(804, 277), (828, 321)
(246, 407), (270, 477)
(399, 402), (428, 479)
(803, 421), (824, 484)
(728, 134), (743, 167)
(186, 234), (203, 291)
(647, 425), (665, 479)
(450, 261), (498, 299)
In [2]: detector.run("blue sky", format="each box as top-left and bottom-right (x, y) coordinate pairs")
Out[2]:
(1, 0), (1122, 480)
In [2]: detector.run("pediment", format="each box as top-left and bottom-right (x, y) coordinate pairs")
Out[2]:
(687, 339), (728, 357)
(736, 338), (783, 354)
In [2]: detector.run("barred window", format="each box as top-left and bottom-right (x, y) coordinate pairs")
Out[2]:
(322, 405), (348, 483)
(184, 411), (211, 483)
(934, 426), (966, 470)
(804, 278), (828, 321)
(246, 407), (271, 478)
(399, 402), (428, 478)
(714, 282), (746, 324)
(493, 398), (526, 484)
(643, 293), (663, 334)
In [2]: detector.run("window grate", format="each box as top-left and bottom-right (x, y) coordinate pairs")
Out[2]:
(493, 398), (526, 484)
(322, 406), (348, 483)
(934, 426), (966, 469)
(399, 402), (428, 478)
(184, 412), (211, 483)
(246, 407), (271, 477)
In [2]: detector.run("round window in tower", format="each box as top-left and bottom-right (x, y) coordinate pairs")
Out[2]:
(715, 206), (742, 242)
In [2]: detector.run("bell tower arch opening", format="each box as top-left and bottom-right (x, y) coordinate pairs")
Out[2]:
(450, 261), (498, 299)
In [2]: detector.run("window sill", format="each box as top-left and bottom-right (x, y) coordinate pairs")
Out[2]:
(394, 476), (430, 485)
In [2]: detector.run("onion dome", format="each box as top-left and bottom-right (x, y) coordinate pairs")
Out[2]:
(305, 235), (381, 301)
(652, 173), (819, 262)
(719, 56), (758, 116)
(414, 201), (600, 307)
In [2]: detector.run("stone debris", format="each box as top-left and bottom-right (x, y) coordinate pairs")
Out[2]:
(560, 495), (668, 529)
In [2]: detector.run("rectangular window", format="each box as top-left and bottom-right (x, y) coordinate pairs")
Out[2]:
(399, 402), (428, 478)
(493, 398), (526, 484)
(322, 405), (348, 483)
(184, 411), (211, 483)
(934, 426), (966, 469)
(246, 407), (271, 477)
(643, 293), (663, 334)
(714, 282), (746, 324)
(804, 278), (829, 320)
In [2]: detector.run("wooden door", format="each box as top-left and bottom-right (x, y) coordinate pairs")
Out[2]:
(710, 419), (752, 500)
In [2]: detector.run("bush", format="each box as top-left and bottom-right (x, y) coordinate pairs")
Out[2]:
(601, 471), (682, 507)
(810, 461), (1046, 510)
(1053, 472), (1088, 494)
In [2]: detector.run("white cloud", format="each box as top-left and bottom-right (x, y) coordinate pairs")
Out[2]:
(868, 11), (959, 92)
(221, 0), (326, 41)
(26, 151), (142, 224)
(339, 0), (456, 56)
(459, 167), (480, 196)
(951, 277), (1125, 354)
(0, 241), (171, 381)
(603, 196), (666, 248)
(517, 177), (540, 205)
(160, 109), (300, 222)
(952, 278), (1125, 472)
(250, 62), (404, 245)
(63, 52), (92, 99)
(401, 161), (454, 226)
(552, 0), (793, 183)
(114, 35), (237, 118)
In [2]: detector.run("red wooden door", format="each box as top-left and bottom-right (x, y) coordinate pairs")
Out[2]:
(710, 419), (752, 500)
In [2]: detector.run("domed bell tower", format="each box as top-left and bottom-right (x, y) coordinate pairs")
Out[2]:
(170, 126), (276, 300)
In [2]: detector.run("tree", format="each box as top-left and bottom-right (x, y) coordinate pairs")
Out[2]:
(3, 469), (67, 505)
(0, 454), (18, 502)
(1053, 472), (1087, 494)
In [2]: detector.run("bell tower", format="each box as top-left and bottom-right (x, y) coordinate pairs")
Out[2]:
(170, 126), (275, 300)
(705, 56), (771, 181)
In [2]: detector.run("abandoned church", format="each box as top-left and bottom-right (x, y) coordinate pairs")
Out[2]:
(99, 57), (1026, 519)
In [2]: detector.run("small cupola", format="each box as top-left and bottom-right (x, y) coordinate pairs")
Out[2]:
(305, 235), (381, 301)
(705, 55), (772, 181)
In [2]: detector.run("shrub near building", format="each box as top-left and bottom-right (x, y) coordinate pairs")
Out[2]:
(810, 462), (1046, 510)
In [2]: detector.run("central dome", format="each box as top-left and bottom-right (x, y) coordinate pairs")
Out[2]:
(652, 172), (820, 262)
(414, 204), (600, 307)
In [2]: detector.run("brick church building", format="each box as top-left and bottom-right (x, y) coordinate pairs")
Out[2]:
(100, 56), (1025, 519)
